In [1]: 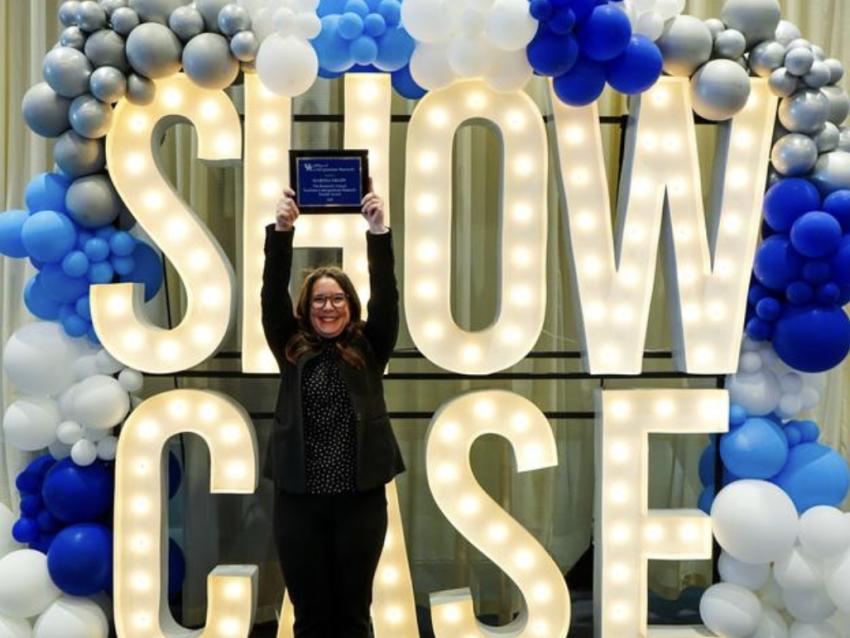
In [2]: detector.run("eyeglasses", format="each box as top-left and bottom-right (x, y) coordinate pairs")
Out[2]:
(311, 294), (348, 309)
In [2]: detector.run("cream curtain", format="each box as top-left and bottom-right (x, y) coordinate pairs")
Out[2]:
(2, 0), (850, 630)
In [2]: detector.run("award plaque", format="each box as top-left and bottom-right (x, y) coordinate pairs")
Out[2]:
(289, 149), (370, 214)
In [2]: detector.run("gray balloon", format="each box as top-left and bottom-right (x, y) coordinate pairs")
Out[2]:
(60, 26), (87, 50)
(825, 58), (844, 85)
(69, 94), (113, 138)
(168, 5), (205, 42)
(812, 45), (826, 61)
(787, 38), (811, 51)
(76, 1), (107, 32)
(720, 0), (781, 47)
(774, 20), (801, 46)
(778, 89), (829, 134)
(54, 130), (106, 177)
(767, 169), (782, 188)
(810, 151), (850, 196)
(748, 40), (785, 77)
(182, 33), (239, 90)
(217, 3), (251, 36)
(657, 16), (713, 77)
(126, 22), (183, 79)
(839, 127), (850, 152)
(785, 46), (815, 77)
(196, 0), (231, 32)
(803, 61), (831, 89)
(814, 122), (840, 153)
(99, 0), (128, 14)
(128, 0), (190, 24)
(126, 73), (155, 104)
(229, 30), (258, 62)
(705, 18), (725, 38)
(690, 59), (751, 122)
(110, 7), (139, 35)
(59, 1), (81, 26)
(22, 82), (71, 138)
(768, 68), (798, 97)
(43, 47), (92, 98)
(90, 66), (127, 102)
(714, 30), (746, 60)
(84, 29), (128, 71)
(65, 174), (123, 228)
(821, 86), (850, 126)
(771, 133), (818, 176)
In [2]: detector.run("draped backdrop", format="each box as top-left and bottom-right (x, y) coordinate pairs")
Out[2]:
(2, 0), (850, 628)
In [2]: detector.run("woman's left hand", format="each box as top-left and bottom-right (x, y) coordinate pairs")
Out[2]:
(361, 191), (387, 233)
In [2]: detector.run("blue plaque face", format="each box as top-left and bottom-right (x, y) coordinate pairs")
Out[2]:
(290, 150), (369, 213)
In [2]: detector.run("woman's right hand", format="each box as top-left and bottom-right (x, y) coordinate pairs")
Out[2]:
(275, 188), (299, 231)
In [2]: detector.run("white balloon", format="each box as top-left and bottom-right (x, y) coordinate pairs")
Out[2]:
(799, 507), (850, 560)
(459, 7), (486, 37)
(71, 375), (130, 430)
(700, 582), (763, 638)
(760, 575), (786, 609)
(789, 621), (839, 638)
(752, 606), (789, 638)
(410, 42), (458, 90)
(117, 369), (143, 393)
(485, 0), (536, 51)
(56, 421), (83, 446)
(294, 12), (320, 39)
(777, 394), (804, 419)
(447, 35), (491, 77)
(82, 427), (109, 443)
(740, 351), (763, 373)
(726, 370), (782, 415)
(483, 48), (533, 92)
(2, 323), (87, 396)
(292, 0), (319, 11)
(256, 34), (318, 97)
(401, 0), (450, 43)
(96, 436), (118, 461)
(824, 611), (850, 637)
(775, 546), (825, 592)
(2, 398), (60, 451)
(0, 615), (31, 638)
(825, 550), (850, 613)
(251, 6), (278, 41)
(33, 596), (108, 638)
(70, 439), (97, 466)
(712, 481), (799, 565)
(0, 504), (18, 559)
(0, 551), (61, 618)
(71, 355), (99, 381)
(47, 440), (71, 461)
(272, 7), (296, 36)
(93, 350), (122, 375)
(784, 586), (836, 623)
(656, 0), (684, 20)
(720, 551), (771, 590)
(635, 11), (665, 41)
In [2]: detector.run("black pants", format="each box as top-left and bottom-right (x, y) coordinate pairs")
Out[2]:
(274, 486), (388, 638)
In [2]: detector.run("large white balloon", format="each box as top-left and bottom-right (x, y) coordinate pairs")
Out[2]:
(2, 398), (60, 451)
(700, 582), (763, 638)
(712, 481), (799, 565)
(33, 596), (108, 638)
(401, 0), (451, 43)
(775, 546), (825, 592)
(0, 615), (31, 638)
(485, 0), (536, 51)
(255, 34), (317, 97)
(70, 375), (130, 430)
(783, 586), (836, 623)
(2, 323), (87, 396)
(410, 42), (458, 90)
(0, 551), (61, 619)
(720, 551), (771, 590)
(483, 48), (533, 92)
(0, 505), (18, 559)
(799, 507), (850, 560)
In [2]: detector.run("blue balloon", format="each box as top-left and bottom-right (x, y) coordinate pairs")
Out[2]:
(605, 35), (663, 95)
(338, 12), (364, 40)
(76, 229), (94, 249)
(823, 190), (850, 233)
(579, 4), (632, 62)
(345, 0), (369, 16)
(76, 295), (91, 320)
(527, 26), (579, 77)
(0, 210), (29, 258)
(745, 316), (773, 340)
(25, 454), (56, 479)
(786, 280), (814, 305)
(698, 485), (714, 514)
(375, 27), (414, 72)
(62, 312), (89, 338)
(755, 297), (781, 321)
(351, 35), (378, 64)
(30, 533), (56, 554)
(748, 283), (769, 306)
(20, 495), (43, 517)
(119, 242), (163, 302)
(831, 235), (850, 286)
(110, 255), (135, 275)
(37, 510), (59, 534)
(317, 67), (343, 79)
(13, 518), (39, 544)
(772, 442), (850, 512)
(39, 262), (90, 303)
(720, 417), (789, 479)
(94, 225), (115, 240)
(571, 0), (604, 24)
(816, 282), (840, 305)
(773, 304), (850, 372)
(802, 259), (831, 284)
(785, 423), (803, 446)
(168, 538), (186, 600)
(84, 237), (110, 262)
(377, 0), (400, 27)
(47, 523), (112, 596)
(42, 459), (114, 524)
(25, 172), (70, 214)
(312, 15), (355, 73)
(698, 442), (717, 486)
(763, 179), (821, 233)
(21, 210), (77, 263)
(729, 404), (748, 427)
(790, 211), (842, 258)
(62, 250), (90, 278)
(793, 419), (821, 443)
(16, 472), (40, 494)
(530, 0), (553, 20)
(24, 275), (62, 320)
(753, 235), (804, 291)
(87, 261), (114, 284)
(552, 55), (606, 106)
(318, 0), (347, 17)
(109, 231), (136, 257)
(391, 64), (426, 99)
(548, 6), (577, 35)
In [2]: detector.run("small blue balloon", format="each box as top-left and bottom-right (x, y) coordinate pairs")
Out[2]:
(119, 241), (163, 301)
(785, 423), (802, 446)
(168, 538), (186, 599)
(351, 35), (378, 64)
(76, 229), (94, 249)
(830, 236), (850, 286)
(786, 280), (814, 305)
(552, 55), (606, 106)
(110, 255), (135, 275)
(62, 250), (90, 278)
(58, 303), (75, 322)
(338, 12), (364, 40)
(816, 282), (840, 305)
(375, 26), (414, 72)
(75, 294), (91, 320)
(527, 27), (579, 77)
(317, 0), (347, 17)
(377, 0), (400, 26)
(391, 64), (426, 99)
(755, 297), (781, 321)
(530, 0), (553, 21)
(605, 35), (663, 95)
(745, 316), (774, 340)
(20, 495), (43, 517)
(24, 275), (62, 320)
(698, 485), (715, 514)
(363, 13), (385, 37)
(729, 405), (748, 427)
(753, 235), (804, 292)
(313, 15), (355, 73)
(62, 312), (89, 338)
(548, 6), (576, 35)
(344, 0), (369, 16)
(773, 304), (850, 372)
(47, 523), (112, 596)
(42, 458), (114, 524)
(794, 419), (821, 442)
(790, 211), (842, 258)
(0, 210), (29, 258)
(571, 0), (603, 24)
(748, 284), (769, 306)
(698, 442), (717, 486)
(763, 179), (821, 233)
(37, 510), (59, 534)
(772, 442), (850, 512)
(39, 262), (89, 303)
(87, 261), (114, 284)
(94, 225), (115, 240)
(16, 472), (40, 494)
(109, 231), (136, 257)
(25, 172), (71, 214)
(26, 454), (56, 479)
(823, 190), (850, 233)
(84, 237), (110, 262)
(720, 416), (789, 479)
(579, 4), (632, 62)
(20, 210), (77, 264)
(802, 260), (831, 285)
(13, 518), (39, 544)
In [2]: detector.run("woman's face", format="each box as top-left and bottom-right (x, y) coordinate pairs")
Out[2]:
(309, 276), (351, 339)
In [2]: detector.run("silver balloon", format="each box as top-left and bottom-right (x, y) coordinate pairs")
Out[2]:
(90, 66), (127, 102)
(126, 22), (183, 79)
(812, 45), (826, 61)
(217, 3), (251, 36)
(59, 1), (81, 26)
(43, 46), (92, 98)
(128, 0), (191, 24)
(815, 122), (840, 153)
(84, 29), (128, 70)
(748, 40), (785, 77)
(690, 59), (751, 122)
(810, 151), (850, 196)
(99, 0), (128, 14)
(821, 86), (850, 126)
(714, 30), (746, 60)
(768, 68), (798, 97)
(22, 82), (71, 138)
(168, 5), (205, 42)
(69, 94), (113, 138)
(778, 89), (830, 134)
(65, 174), (123, 228)
(770, 133), (818, 176)
(126, 73), (155, 104)
(720, 0), (781, 47)
(182, 33), (239, 90)
(54, 130), (105, 177)
(839, 127), (850, 152)
(110, 7), (139, 35)
(774, 20), (801, 46)
(60, 26), (87, 50)
(785, 46), (815, 77)
(804, 61), (831, 89)
(657, 16), (713, 77)
(787, 38), (811, 51)
(705, 18), (725, 38)
(229, 30), (258, 62)
(76, 1), (108, 32)
(196, 0), (231, 32)
(825, 59), (844, 85)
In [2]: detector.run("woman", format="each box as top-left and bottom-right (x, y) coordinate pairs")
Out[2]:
(261, 187), (406, 638)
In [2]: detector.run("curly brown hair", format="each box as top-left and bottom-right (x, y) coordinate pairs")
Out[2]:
(284, 266), (367, 369)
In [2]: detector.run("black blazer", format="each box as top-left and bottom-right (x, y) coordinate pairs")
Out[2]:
(261, 224), (406, 493)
